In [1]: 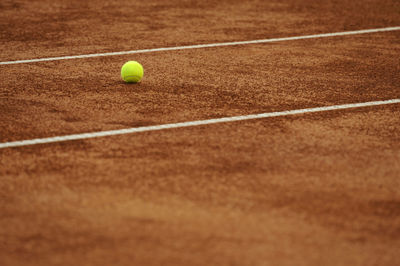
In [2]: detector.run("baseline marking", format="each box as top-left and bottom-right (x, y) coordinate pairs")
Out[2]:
(1, 99), (399, 149)
(1, 26), (399, 65)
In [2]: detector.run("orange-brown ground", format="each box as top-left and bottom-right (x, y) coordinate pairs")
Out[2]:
(1, 0), (400, 266)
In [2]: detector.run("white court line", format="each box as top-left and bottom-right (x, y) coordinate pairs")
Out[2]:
(1, 99), (399, 149)
(1, 26), (400, 65)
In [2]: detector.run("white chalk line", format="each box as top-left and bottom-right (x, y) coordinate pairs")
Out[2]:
(1, 26), (400, 65)
(1, 99), (399, 149)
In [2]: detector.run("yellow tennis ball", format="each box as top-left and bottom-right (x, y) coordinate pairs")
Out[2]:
(121, 61), (144, 83)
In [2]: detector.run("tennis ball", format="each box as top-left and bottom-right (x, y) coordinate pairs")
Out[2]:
(121, 61), (144, 83)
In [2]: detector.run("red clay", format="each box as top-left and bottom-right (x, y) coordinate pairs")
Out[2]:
(1, 1), (400, 266)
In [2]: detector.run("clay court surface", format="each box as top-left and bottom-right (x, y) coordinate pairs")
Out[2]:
(1, 0), (400, 265)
